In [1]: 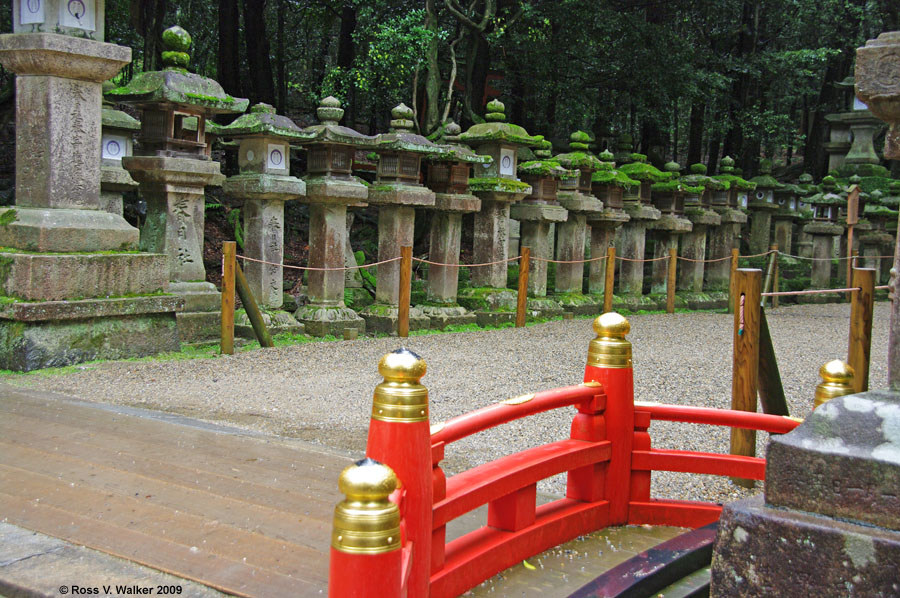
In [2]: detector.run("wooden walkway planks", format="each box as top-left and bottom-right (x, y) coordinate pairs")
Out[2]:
(0, 385), (353, 597)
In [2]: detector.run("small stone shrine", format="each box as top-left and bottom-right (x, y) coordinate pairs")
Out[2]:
(0, 1), (181, 370)
(111, 25), (249, 341)
(825, 75), (889, 176)
(218, 102), (307, 336)
(294, 97), (375, 337)
(417, 121), (488, 328)
(586, 150), (633, 298)
(360, 103), (441, 334)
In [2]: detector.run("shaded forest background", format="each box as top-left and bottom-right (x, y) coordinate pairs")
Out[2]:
(1, 0), (899, 180)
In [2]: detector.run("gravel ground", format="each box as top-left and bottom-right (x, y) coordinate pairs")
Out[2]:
(3, 302), (889, 505)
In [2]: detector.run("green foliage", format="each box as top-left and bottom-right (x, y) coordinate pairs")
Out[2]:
(226, 208), (244, 250)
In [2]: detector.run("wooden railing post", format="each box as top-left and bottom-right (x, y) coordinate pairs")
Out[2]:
(398, 246), (412, 338)
(731, 268), (761, 488)
(728, 248), (739, 313)
(762, 245), (777, 307)
(366, 349), (433, 597)
(603, 246), (616, 313)
(666, 247), (677, 314)
(848, 267), (875, 393)
(516, 246), (530, 328)
(583, 313), (634, 525)
(329, 459), (403, 598)
(773, 250), (780, 309)
(221, 241), (236, 355)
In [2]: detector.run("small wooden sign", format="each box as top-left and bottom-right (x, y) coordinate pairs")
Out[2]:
(846, 185), (860, 225)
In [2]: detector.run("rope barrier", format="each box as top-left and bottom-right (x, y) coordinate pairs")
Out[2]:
(237, 254), (402, 271)
(531, 255), (608, 264)
(738, 250), (778, 259)
(411, 256), (520, 268)
(761, 287), (860, 297)
(876, 285), (890, 290)
(676, 254), (734, 263)
(616, 254), (670, 263)
(738, 294), (745, 336)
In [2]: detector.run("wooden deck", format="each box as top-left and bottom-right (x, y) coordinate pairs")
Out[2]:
(0, 384), (352, 597)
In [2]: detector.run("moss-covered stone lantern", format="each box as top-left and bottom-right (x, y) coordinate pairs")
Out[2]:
(510, 142), (573, 316)
(361, 103), (443, 333)
(646, 162), (693, 298)
(859, 188), (896, 284)
(712, 156), (755, 210)
(747, 159), (783, 254)
(591, 150), (639, 211)
(417, 121), (490, 327)
(677, 163), (724, 304)
(824, 75), (888, 177)
(111, 25), (249, 342)
(217, 102), (308, 336)
(291, 96), (376, 337)
(705, 157), (754, 295)
(457, 99), (542, 319)
(587, 149), (633, 298)
(100, 80), (140, 216)
(803, 176), (847, 295)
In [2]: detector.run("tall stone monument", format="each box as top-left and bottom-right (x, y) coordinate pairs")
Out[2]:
(0, 1), (182, 370)
(803, 176), (846, 301)
(111, 26), (249, 341)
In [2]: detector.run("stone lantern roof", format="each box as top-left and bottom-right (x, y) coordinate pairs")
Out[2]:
(424, 122), (490, 165)
(591, 150), (640, 189)
(107, 27), (248, 115)
(458, 99), (543, 147)
(682, 163), (729, 192)
(554, 131), (604, 171)
(618, 153), (671, 183)
(806, 176), (848, 223)
(298, 96), (378, 146)
(215, 102), (308, 140)
(864, 189), (898, 220)
(748, 159), (784, 192)
(712, 156), (756, 190)
(101, 80), (141, 132)
(880, 181), (900, 210)
(376, 103), (445, 155)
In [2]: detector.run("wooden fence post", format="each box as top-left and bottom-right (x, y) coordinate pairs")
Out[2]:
(728, 248), (739, 313)
(235, 263), (274, 348)
(398, 246), (412, 338)
(731, 268), (761, 488)
(666, 247), (677, 314)
(762, 245), (777, 307)
(221, 241), (236, 355)
(773, 250), (780, 309)
(516, 246), (530, 328)
(603, 246), (616, 313)
(848, 267), (875, 393)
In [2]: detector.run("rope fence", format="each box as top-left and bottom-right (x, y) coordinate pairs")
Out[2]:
(761, 287), (861, 297)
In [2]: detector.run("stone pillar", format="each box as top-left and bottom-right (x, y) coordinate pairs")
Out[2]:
(617, 222), (648, 296)
(344, 209), (364, 288)
(509, 202), (568, 317)
(707, 209), (747, 292)
(243, 198), (287, 308)
(587, 212), (628, 295)
(861, 231), (892, 282)
(711, 388), (900, 597)
(555, 213), (588, 293)
(471, 198), (512, 288)
(648, 214), (692, 296)
(677, 209), (720, 305)
(800, 222), (845, 302)
(748, 209), (776, 255)
(772, 216), (794, 256)
(376, 205), (414, 305)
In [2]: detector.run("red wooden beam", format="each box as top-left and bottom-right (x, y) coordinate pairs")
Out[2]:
(635, 402), (800, 434)
(628, 500), (723, 528)
(631, 449), (766, 480)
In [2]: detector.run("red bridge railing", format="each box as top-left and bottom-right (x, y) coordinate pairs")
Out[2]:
(328, 313), (802, 598)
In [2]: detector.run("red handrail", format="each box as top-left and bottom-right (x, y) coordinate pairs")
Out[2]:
(634, 401), (801, 434)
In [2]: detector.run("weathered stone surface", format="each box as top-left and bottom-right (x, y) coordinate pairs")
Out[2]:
(0, 303), (180, 371)
(222, 173), (305, 200)
(474, 310), (516, 327)
(307, 203), (351, 307)
(234, 309), (303, 339)
(587, 224), (616, 295)
(368, 183), (435, 207)
(374, 205), (415, 305)
(242, 198), (287, 309)
(471, 199), (513, 288)
(303, 176), (369, 204)
(555, 293), (601, 315)
(294, 304), (365, 337)
(773, 218), (794, 255)
(0, 295), (182, 322)
(586, 208), (630, 227)
(524, 296), (565, 318)
(557, 192), (603, 214)
(168, 281), (220, 313)
(677, 227), (709, 293)
(647, 214), (692, 233)
(765, 390), (900, 531)
(650, 233), (679, 294)
(711, 494), (900, 598)
(855, 31), (900, 159)
(623, 204), (661, 221)
(175, 311), (220, 343)
(749, 210), (774, 255)
(0, 33), (130, 81)
(418, 304), (476, 329)
(433, 193), (480, 213)
(0, 252), (168, 301)
(806, 229), (842, 289)
(0, 207), (139, 252)
(519, 219), (554, 297)
(457, 288), (517, 312)
(427, 211), (465, 303)
(510, 202), (567, 223)
(359, 304), (429, 334)
(616, 221), (648, 296)
(555, 213), (589, 294)
(804, 222), (845, 236)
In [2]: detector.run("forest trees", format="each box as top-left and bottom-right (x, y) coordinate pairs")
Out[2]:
(92, 1), (900, 176)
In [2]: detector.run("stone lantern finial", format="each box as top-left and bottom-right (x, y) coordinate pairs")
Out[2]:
(485, 99), (506, 122)
(389, 103), (415, 133)
(317, 96), (344, 125)
(664, 161), (680, 174)
(569, 131), (591, 151)
(161, 26), (192, 69)
(535, 139), (553, 159)
(720, 155), (735, 174)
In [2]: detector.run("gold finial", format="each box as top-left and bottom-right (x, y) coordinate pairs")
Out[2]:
(587, 312), (633, 368)
(332, 458), (401, 554)
(372, 348), (429, 422)
(814, 360), (855, 409)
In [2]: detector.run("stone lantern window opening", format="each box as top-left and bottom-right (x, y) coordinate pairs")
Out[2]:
(376, 151), (422, 185)
(137, 108), (209, 159)
(426, 162), (471, 194)
(307, 145), (355, 178)
(499, 147), (515, 177)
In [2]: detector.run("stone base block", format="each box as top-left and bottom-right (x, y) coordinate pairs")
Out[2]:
(303, 176), (369, 204)
(648, 214), (692, 232)
(510, 202), (568, 222)
(367, 183), (436, 207)
(235, 309), (304, 339)
(646, 292), (687, 310)
(0, 207), (139, 253)
(797, 291), (843, 305)
(457, 288), (518, 312)
(624, 204), (661, 221)
(294, 304), (365, 338)
(711, 495), (900, 597)
(678, 292), (728, 310)
(474, 311), (516, 327)
(553, 292), (602, 315)
(614, 293), (660, 312)
(525, 297), (565, 318)
(0, 251), (169, 301)
(176, 312), (221, 343)
(360, 304), (430, 335)
(169, 281), (221, 313)
(557, 192), (603, 214)
(0, 296), (181, 371)
(417, 304), (477, 329)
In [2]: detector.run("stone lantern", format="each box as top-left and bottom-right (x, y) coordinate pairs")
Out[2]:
(457, 99), (541, 320)
(747, 159), (783, 254)
(586, 150), (633, 298)
(111, 25), (249, 341)
(614, 154), (666, 309)
(552, 131), (605, 313)
(860, 189), (896, 284)
(824, 75), (888, 176)
(360, 103), (442, 333)
(511, 142), (572, 316)
(677, 163), (724, 307)
(647, 162), (693, 298)
(292, 96), (376, 337)
(417, 122), (489, 328)
(217, 102), (307, 336)
(100, 80), (140, 216)
(0, 3), (183, 369)
(771, 180), (802, 256)
(706, 158), (754, 296)
(803, 176), (846, 299)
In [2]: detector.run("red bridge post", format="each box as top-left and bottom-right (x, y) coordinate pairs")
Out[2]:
(329, 459), (403, 598)
(583, 312), (635, 524)
(365, 349), (433, 597)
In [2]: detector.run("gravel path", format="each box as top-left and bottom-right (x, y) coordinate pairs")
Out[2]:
(4, 302), (889, 505)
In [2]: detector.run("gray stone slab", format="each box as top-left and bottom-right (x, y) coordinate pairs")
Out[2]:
(0, 208), (139, 253)
(0, 295), (183, 322)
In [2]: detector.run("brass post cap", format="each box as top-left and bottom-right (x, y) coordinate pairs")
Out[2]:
(332, 458), (401, 554)
(814, 359), (855, 408)
(588, 312), (633, 369)
(372, 348), (429, 422)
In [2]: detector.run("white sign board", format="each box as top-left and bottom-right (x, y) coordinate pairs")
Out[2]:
(20, 0), (44, 24)
(499, 148), (515, 177)
(60, 0), (96, 31)
(267, 144), (286, 170)
(101, 134), (128, 161)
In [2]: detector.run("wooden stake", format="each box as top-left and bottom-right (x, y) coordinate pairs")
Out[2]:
(773, 250), (780, 309)
(235, 262), (274, 348)
(221, 241), (236, 355)
(758, 307), (788, 416)
(728, 247), (739, 313)
(761, 244), (777, 307)
(666, 247), (677, 314)
(731, 268), (761, 487)
(848, 267), (875, 393)
(603, 246), (616, 313)
(398, 246), (412, 338)
(516, 246), (530, 328)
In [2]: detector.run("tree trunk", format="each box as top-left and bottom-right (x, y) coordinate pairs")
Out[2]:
(687, 101), (705, 166)
(131, 0), (168, 73)
(337, 4), (357, 124)
(217, 0), (243, 100)
(423, 0), (442, 134)
(241, 0), (276, 106)
(276, 0), (286, 112)
(469, 34), (490, 117)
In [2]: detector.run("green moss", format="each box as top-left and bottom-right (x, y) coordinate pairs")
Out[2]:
(518, 160), (574, 178)
(185, 91), (236, 103)
(0, 209), (17, 226)
(713, 174), (756, 191)
(650, 180), (704, 194)
(468, 177), (531, 193)
(591, 169), (640, 188)
(554, 151), (603, 170)
(619, 161), (672, 183)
